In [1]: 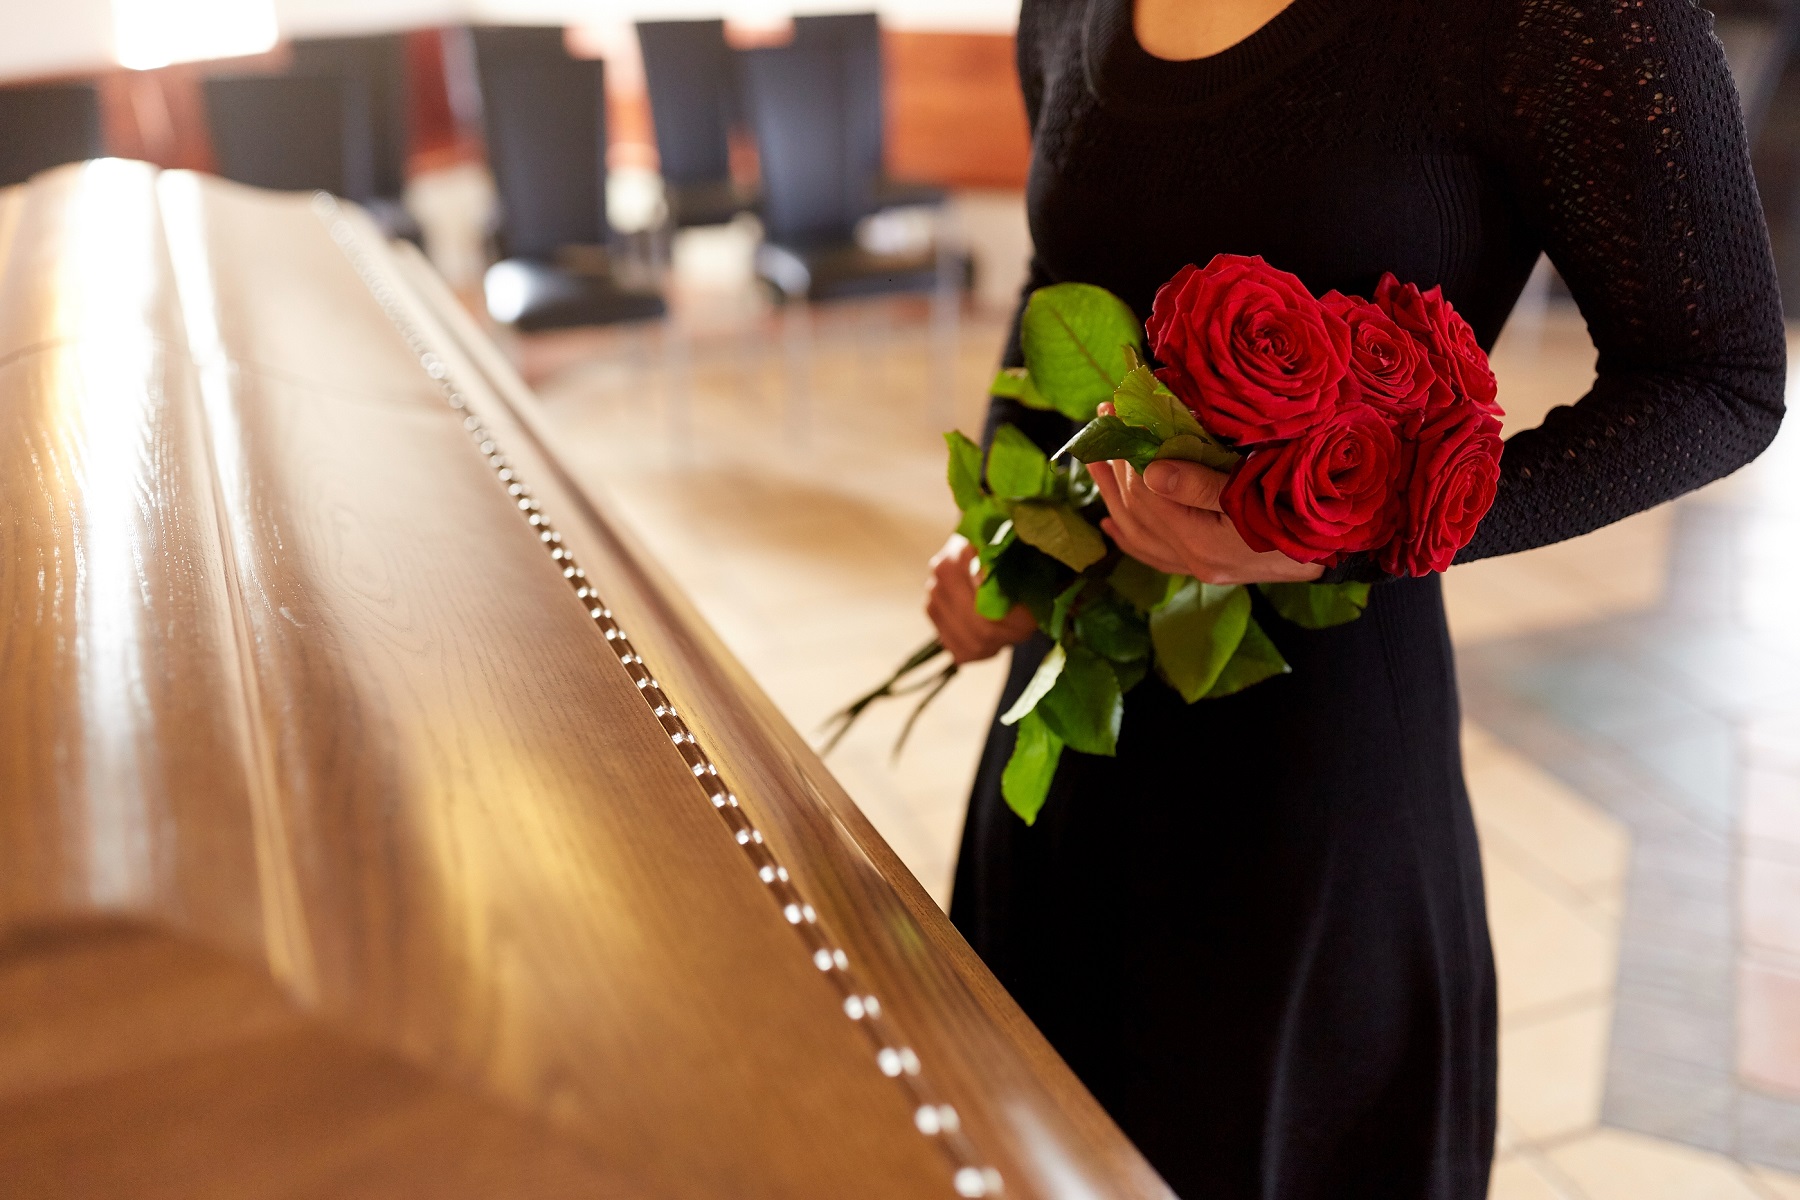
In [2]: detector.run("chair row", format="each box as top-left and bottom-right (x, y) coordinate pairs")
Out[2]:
(0, 15), (964, 335)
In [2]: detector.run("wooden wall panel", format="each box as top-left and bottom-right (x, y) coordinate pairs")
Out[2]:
(885, 31), (1031, 191)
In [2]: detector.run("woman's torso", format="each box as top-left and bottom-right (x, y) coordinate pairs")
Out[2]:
(1020, 0), (1542, 349)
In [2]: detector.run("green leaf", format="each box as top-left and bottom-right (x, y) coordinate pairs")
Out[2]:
(990, 539), (1071, 626)
(1257, 581), (1372, 629)
(1009, 502), (1107, 572)
(1000, 643), (1065, 725)
(944, 431), (986, 511)
(1108, 556), (1177, 613)
(1154, 432), (1242, 472)
(1150, 580), (1252, 702)
(955, 496), (1007, 552)
(1110, 366), (1206, 441)
(1037, 646), (1122, 756)
(1065, 460), (1100, 510)
(990, 367), (1053, 411)
(1056, 415), (1163, 472)
(987, 424), (1052, 500)
(975, 572), (1012, 621)
(1113, 657), (1149, 694)
(1049, 578), (1085, 641)
(1074, 596), (1151, 662)
(1020, 283), (1143, 422)
(1202, 616), (1291, 698)
(1001, 710), (1064, 825)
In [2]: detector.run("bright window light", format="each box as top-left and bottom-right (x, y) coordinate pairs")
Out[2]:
(112, 0), (278, 71)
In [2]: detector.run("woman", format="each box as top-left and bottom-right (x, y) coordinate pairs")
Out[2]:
(926, 0), (1786, 1196)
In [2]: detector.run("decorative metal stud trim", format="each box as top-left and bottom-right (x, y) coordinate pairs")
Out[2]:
(313, 196), (1002, 1199)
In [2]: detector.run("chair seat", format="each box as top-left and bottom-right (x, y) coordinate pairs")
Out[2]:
(756, 239), (968, 304)
(484, 258), (666, 332)
(875, 178), (946, 211)
(666, 179), (758, 229)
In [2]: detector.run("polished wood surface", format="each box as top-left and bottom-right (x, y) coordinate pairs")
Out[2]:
(0, 162), (1168, 1197)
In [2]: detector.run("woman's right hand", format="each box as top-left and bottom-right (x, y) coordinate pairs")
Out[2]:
(925, 535), (1038, 664)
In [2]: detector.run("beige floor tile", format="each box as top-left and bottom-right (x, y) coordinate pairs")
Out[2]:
(1444, 555), (1606, 643)
(1743, 856), (1800, 959)
(1548, 1129), (1769, 1200)
(1483, 850), (1618, 1018)
(1745, 765), (1800, 842)
(1737, 959), (1800, 1100)
(1468, 747), (1631, 899)
(1499, 1001), (1613, 1142)
(1751, 1165), (1800, 1200)
(1490, 1154), (1573, 1200)
(1442, 505), (1672, 644)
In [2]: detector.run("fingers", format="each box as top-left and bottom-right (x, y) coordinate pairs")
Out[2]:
(1092, 459), (1184, 568)
(925, 536), (1035, 663)
(929, 533), (972, 571)
(1100, 517), (1188, 575)
(1142, 460), (1227, 511)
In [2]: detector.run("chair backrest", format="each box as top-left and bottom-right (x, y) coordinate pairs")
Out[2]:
(0, 84), (103, 188)
(203, 74), (352, 197)
(289, 34), (410, 201)
(791, 12), (884, 189)
(635, 19), (735, 188)
(739, 41), (869, 244)
(470, 31), (608, 258)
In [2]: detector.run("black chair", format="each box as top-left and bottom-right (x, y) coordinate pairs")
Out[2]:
(635, 19), (757, 228)
(288, 34), (418, 239)
(0, 83), (103, 188)
(470, 29), (665, 331)
(791, 12), (946, 212)
(740, 38), (963, 435)
(739, 40), (944, 303)
(204, 74), (351, 196)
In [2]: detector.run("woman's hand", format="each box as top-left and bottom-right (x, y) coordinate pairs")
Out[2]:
(926, 535), (1039, 664)
(1089, 454), (1325, 586)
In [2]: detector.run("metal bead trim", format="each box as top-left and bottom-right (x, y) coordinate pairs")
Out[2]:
(313, 195), (1002, 1198)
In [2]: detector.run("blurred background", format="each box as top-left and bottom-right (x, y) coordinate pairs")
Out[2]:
(4, 2), (1799, 1196)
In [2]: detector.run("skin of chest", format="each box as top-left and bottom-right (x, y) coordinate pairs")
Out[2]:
(1134, 0), (1302, 60)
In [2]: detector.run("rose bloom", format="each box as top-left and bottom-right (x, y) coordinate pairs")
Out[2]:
(1372, 274), (1502, 421)
(1221, 402), (1407, 566)
(1320, 290), (1444, 432)
(1148, 255), (1351, 446)
(1377, 406), (1504, 576)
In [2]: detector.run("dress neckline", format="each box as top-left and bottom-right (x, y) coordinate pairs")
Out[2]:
(1082, 0), (1362, 118)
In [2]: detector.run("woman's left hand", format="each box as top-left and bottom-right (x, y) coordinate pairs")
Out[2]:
(1089, 455), (1325, 586)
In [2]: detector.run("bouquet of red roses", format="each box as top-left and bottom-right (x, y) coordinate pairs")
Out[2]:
(825, 255), (1503, 823)
(1112, 254), (1505, 575)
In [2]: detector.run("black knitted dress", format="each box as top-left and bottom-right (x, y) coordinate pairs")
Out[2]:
(947, 1), (1786, 1197)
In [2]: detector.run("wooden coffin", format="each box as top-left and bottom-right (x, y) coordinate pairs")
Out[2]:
(0, 162), (1172, 1199)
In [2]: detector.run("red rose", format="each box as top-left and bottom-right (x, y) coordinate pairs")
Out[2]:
(1148, 255), (1351, 447)
(1221, 402), (1406, 566)
(1376, 407), (1503, 576)
(1372, 274), (1502, 421)
(1320, 290), (1445, 431)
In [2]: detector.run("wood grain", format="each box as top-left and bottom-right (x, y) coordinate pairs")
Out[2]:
(0, 163), (1169, 1198)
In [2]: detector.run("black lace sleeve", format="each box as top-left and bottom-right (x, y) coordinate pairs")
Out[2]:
(1456, 0), (1787, 564)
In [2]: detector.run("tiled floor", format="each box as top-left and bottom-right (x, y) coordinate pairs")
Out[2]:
(488, 196), (1800, 1195)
